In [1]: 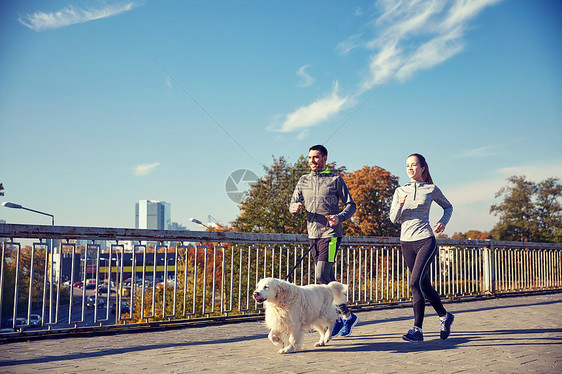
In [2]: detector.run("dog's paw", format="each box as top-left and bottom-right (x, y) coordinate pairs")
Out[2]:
(314, 341), (326, 347)
(278, 346), (295, 354)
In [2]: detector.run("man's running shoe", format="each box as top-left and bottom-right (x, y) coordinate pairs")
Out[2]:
(440, 312), (455, 340)
(331, 317), (344, 337)
(339, 313), (358, 337)
(402, 326), (423, 342)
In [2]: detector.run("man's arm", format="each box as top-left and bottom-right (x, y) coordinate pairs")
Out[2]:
(289, 178), (304, 215)
(335, 177), (356, 222)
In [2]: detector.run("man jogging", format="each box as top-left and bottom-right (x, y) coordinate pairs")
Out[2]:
(289, 144), (358, 337)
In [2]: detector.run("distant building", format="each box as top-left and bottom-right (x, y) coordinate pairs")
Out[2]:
(169, 221), (188, 231)
(135, 200), (171, 230)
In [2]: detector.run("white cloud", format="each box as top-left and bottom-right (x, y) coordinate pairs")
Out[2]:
(18, 2), (137, 32)
(336, 33), (364, 55)
(440, 161), (561, 233)
(268, 82), (349, 134)
(370, 0), (446, 47)
(443, 0), (502, 31)
(446, 178), (505, 207)
(134, 162), (160, 176)
(394, 26), (465, 82)
(455, 145), (499, 158)
(360, 43), (404, 92)
(296, 128), (311, 141)
(496, 163), (562, 181)
(297, 65), (315, 87)
(440, 203), (498, 234)
(446, 162), (562, 207)
(361, 0), (502, 91)
(271, 0), (503, 135)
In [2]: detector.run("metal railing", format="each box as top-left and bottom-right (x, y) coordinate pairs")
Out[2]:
(1, 224), (561, 337)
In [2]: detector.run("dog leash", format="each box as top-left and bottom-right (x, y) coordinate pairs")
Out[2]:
(283, 216), (336, 280)
(283, 247), (313, 281)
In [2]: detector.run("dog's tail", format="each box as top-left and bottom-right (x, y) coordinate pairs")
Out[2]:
(327, 281), (348, 306)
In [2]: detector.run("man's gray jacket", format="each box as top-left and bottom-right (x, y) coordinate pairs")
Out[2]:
(290, 167), (356, 238)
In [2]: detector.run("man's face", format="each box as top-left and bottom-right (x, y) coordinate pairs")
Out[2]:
(308, 149), (327, 172)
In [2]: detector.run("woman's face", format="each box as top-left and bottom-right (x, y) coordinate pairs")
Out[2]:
(406, 156), (425, 182)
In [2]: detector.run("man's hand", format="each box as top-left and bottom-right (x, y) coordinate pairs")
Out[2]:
(290, 203), (302, 214)
(326, 215), (339, 227)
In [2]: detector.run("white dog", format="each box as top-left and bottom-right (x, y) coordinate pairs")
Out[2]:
(252, 277), (348, 354)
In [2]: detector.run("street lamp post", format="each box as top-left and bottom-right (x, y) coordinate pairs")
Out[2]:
(2, 202), (54, 225)
(2, 200), (56, 252)
(189, 217), (210, 229)
(3, 201), (56, 321)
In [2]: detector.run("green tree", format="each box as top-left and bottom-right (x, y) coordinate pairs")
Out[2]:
(535, 178), (562, 242)
(490, 176), (561, 242)
(342, 166), (400, 237)
(233, 156), (309, 234)
(0, 245), (64, 320)
(451, 230), (490, 240)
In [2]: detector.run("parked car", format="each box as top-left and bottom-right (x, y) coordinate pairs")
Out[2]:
(85, 279), (97, 290)
(95, 285), (116, 295)
(95, 285), (108, 294)
(7, 317), (27, 327)
(86, 295), (106, 309)
(28, 314), (42, 326)
(110, 301), (130, 314)
(73, 281), (84, 288)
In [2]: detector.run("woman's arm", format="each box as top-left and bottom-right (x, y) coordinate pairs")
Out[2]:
(433, 186), (453, 227)
(389, 188), (405, 224)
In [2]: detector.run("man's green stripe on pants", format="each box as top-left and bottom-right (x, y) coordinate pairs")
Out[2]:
(329, 237), (338, 262)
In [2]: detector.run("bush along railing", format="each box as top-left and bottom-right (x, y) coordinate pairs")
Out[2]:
(1, 224), (561, 337)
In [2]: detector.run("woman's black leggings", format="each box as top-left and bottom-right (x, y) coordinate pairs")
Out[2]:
(401, 236), (447, 328)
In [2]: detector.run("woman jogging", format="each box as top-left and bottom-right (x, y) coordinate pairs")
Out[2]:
(389, 153), (454, 342)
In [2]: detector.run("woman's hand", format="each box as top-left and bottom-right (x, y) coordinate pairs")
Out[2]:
(434, 222), (445, 233)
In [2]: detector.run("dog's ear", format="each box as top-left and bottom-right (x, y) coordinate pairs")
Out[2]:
(330, 281), (349, 305)
(275, 280), (295, 302)
(275, 281), (287, 299)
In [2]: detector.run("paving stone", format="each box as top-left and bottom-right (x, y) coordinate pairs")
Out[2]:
(0, 293), (561, 373)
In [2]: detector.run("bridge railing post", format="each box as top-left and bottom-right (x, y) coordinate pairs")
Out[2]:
(482, 240), (495, 295)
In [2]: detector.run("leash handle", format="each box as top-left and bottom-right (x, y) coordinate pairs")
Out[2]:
(283, 247), (312, 281)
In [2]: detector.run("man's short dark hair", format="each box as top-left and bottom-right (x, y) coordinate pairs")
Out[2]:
(309, 145), (328, 157)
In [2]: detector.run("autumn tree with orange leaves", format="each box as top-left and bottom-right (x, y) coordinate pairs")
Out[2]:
(342, 165), (400, 237)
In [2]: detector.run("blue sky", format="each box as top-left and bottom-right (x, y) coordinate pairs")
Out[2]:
(1, 0), (561, 235)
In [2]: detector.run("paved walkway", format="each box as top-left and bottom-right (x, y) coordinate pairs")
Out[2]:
(1, 292), (561, 373)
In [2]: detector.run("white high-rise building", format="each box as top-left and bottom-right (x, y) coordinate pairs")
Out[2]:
(135, 200), (171, 230)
